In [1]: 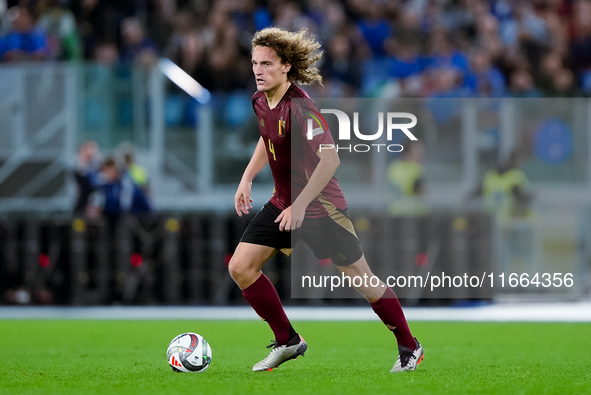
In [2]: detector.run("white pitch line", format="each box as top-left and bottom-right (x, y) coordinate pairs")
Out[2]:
(0, 303), (591, 322)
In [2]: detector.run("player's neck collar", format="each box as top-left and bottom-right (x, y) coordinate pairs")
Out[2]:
(266, 82), (292, 110)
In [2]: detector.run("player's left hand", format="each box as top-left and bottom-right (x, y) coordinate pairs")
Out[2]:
(275, 205), (305, 231)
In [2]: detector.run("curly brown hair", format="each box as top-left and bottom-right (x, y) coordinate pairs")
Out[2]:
(252, 27), (323, 85)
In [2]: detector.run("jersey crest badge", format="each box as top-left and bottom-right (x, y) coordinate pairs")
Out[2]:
(259, 118), (265, 127)
(278, 119), (286, 137)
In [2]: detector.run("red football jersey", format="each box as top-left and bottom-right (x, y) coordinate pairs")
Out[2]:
(252, 84), (348, 218)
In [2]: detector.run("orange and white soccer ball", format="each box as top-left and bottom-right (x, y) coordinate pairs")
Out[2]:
(166, 332), (212, 372)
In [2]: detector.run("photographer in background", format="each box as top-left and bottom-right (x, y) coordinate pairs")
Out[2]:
(95, 157), (152, 223)
(73, 140), (100, 215)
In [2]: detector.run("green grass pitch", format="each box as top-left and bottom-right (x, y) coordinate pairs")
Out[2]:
(1, 319), (590, 394)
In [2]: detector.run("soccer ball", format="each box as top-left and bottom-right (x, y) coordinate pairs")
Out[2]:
(166, 332), (212, 373)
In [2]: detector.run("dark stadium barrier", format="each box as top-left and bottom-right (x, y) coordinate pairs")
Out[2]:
(0, 217), (72, 305)
(0, 211), (494, 306)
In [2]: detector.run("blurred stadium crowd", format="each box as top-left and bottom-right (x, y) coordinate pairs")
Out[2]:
(1, 0), (591, 98)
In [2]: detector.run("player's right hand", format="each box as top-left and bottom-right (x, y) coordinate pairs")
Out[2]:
(235, 180), (254, 217)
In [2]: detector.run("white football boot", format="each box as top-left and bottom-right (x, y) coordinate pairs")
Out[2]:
(390, 338), (424, 372)
(252, 334), (307, 371)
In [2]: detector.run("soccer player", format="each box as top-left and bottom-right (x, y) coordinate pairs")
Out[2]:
(229, 27), (423, 372)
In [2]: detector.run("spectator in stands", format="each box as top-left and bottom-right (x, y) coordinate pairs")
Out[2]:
(540, 0), (569, 58)
(537, 51), (563, 94)
(72, 0), (99, 59)
(93, 40), (118, 65)
(253, 0), (273, 31)
(547, 68), (581, 97)
(202, 9), (249, 91)
(72, 0), (137, 59)
(314, 0), (347, 43)
(441, 0), (477, 38)
(164, 11), (205, 79)
(37, 0), (81, 60)
(143, 0), (176, 51)
(320, 33), (362, 97)
(463, 49), (506, 97)
(477, 13), (504, 63)
(419, 0), (447, 34)
(390, 6), (421, 41)
(353, 0), (390, 59)
(381, 37), (424, 97)
(498, 0), (549, 48)
(509, 68), (541, 98)
(426, 67), (465, 98)
(422, 31), (470, 74)
(225, 0), (259, 38)
(386, 37), (423, 80)
(274, 2), (307, 32)
(0, 6), (47, 62)
(73, 140), (100, 214)
(119, 16), (158, 69)
(0, 0), (6, 30)
(508, 1), (549, 66)
(569, 0), (591, 84)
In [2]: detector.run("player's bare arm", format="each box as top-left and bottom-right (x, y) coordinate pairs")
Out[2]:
(235, 137), (268, 216)
(275, 147), (340, 231)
